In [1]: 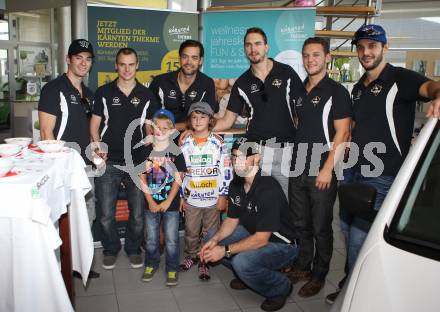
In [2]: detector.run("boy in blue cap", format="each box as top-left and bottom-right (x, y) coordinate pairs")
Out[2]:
(138, 109), (187, 286)
(325, 24), (440, 304)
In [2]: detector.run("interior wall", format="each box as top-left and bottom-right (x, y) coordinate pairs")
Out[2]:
(406, 50), (440, 80)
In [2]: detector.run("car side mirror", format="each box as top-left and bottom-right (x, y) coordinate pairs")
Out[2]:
(338, 183), (377, 223)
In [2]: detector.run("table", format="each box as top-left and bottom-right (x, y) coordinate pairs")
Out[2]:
(0, 147), (93, 312)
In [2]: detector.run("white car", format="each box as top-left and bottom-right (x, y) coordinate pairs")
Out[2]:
(332, 117), (440, 312)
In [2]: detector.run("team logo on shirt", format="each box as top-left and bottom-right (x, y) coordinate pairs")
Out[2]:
(131, 96), (140, 107)
(272, 79), (282, 88)
(311, 96), (321, 107)
(231, 195), (241, 206)
(169, 90), (177, 99)
(250, 83), (259, 93)
(371, 84), (383, 96)
(188, 90), (197, 99)
(353, 89), (362, 101)
(296, 97), (303, 107)
(112, 97), (121, 105)
(70, 94), (78, 104)
(247, 201), (253, 212)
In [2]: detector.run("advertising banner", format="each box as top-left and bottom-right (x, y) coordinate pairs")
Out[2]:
(87, 5), (198, 91)
(203, 8), (315, 80)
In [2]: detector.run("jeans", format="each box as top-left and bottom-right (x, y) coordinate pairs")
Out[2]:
(289, 173), (337, 280)
(339, 169), (395, 273)
(95, 162), (145, 256)
(206, 225), (298, 299)
(144, 210), (180, 272)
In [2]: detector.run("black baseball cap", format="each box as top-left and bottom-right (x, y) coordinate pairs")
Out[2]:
(68, 39), (95, 58)
(231, 137), (260, 157)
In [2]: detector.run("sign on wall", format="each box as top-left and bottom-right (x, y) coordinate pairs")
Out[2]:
(202, 8), (315, 80)
(87, 5), (198, 91)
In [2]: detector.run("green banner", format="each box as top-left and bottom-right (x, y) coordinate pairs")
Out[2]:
(87, 5), (198, 91)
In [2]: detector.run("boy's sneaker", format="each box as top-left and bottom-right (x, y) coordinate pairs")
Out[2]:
(102, 255), (117, 270)
(198, 263), (210, 281)
(142, 266), (156, 282)
(129, 254), (143, 269)
(325, 290), (341, 305)
(179, 256), (198, 271)
(166, 271), (178, 286)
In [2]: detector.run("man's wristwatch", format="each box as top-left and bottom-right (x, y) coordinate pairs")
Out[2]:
(224, 245), (232, 259)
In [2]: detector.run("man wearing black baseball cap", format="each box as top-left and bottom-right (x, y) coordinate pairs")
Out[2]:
(38, 38), (98, 279)
(325, 24), (440, 304)
(200, 137), (298, 311)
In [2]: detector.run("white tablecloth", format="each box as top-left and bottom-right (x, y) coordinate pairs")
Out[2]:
(0, 148), (93, 312)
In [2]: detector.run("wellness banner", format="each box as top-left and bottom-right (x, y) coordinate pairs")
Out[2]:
(87, 5), (198, 91)
(202, 8), (315, 80)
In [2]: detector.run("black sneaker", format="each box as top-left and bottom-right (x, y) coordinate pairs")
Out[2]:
(128, 254), (143, 269)
(325, 290), (341, 305)
(260, 283), (293, 312)
(229, 278), (248, 290)
(102, 255), (117, 270)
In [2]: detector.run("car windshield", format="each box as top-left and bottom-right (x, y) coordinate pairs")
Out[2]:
(388, 122), (440, 257)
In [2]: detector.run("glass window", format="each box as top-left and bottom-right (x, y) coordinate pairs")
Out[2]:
(388, 122), (440, 259)
(12, 10), (50, 43)
(0, 19), (8, 40)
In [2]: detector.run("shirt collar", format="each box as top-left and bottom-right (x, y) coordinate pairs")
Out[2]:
(62, 73), (85, 95)
(358, 62), (393, 87)
(303, 73), (331, 91)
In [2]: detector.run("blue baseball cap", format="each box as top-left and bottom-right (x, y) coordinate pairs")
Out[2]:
(352, 24), (387, 45)
(153, 109), (175, 125)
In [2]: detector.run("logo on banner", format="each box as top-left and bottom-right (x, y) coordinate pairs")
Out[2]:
(189, 179), (217, 188)
(168, 25), (190, 35)
(272, 79), (282, 88)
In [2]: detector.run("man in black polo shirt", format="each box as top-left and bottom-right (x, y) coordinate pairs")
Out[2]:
(149, 40), (217, 131)
(213, 27), (303, 198)
(200, 138), (298, 312)
(287, 37), (351, 297)
(325, 24), (440, 304)
(90, 48), (159, 270)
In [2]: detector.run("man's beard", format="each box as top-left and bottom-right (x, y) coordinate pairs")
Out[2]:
(361, 50), (383, 71)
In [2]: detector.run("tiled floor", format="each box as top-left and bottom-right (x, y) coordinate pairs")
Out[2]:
(74, 208), (346, 312)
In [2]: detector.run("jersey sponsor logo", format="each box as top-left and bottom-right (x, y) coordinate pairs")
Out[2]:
(250, 83), (259, 93)
(188, 167), (218, 176)
(272, 79), (282, 88)
(168, 90), (177, 99)
(371, 84), (383, 96)
(190, 154), (213, 165)
(188, 90), (197, 99)
(131, 96), (140, 107)
(190, 189), (216, 201)
(112, 97), (121, 105)
(189, 179), (217, 188)
(296, 97), (303, 107)
(311, 96), (321, 107)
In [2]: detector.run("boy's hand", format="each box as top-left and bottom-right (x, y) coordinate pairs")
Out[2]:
(179, 198), (187, 212)
(216, 196), (228, 212)
(159, 199), (171, 212)
(178, 129), (193, 145)
(149, 201), (162, 213)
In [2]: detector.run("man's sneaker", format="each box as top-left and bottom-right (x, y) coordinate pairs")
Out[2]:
(129, 254), (143, 269)
(325, 290), (341, 305)
(179, 256), (198, 271)
(142, 266), (156, 282)
(229, 278), (248, 290)
(166, 271), (178, 286)
(102, 255), (117, 270)
(260, 282), (293, 311)
(287, 269), (312, 284)
(198, 263), (210, 281)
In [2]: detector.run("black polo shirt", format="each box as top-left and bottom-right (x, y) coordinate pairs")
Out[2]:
(149, 70), (218, 123)
(227, 59), (302, 143)
(38, 73), (93, 161)
(227, 170), (296, 244)
(93, 80), (159, 163)
(351, 63), (430, 176)
(292, 74), (352, 174)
